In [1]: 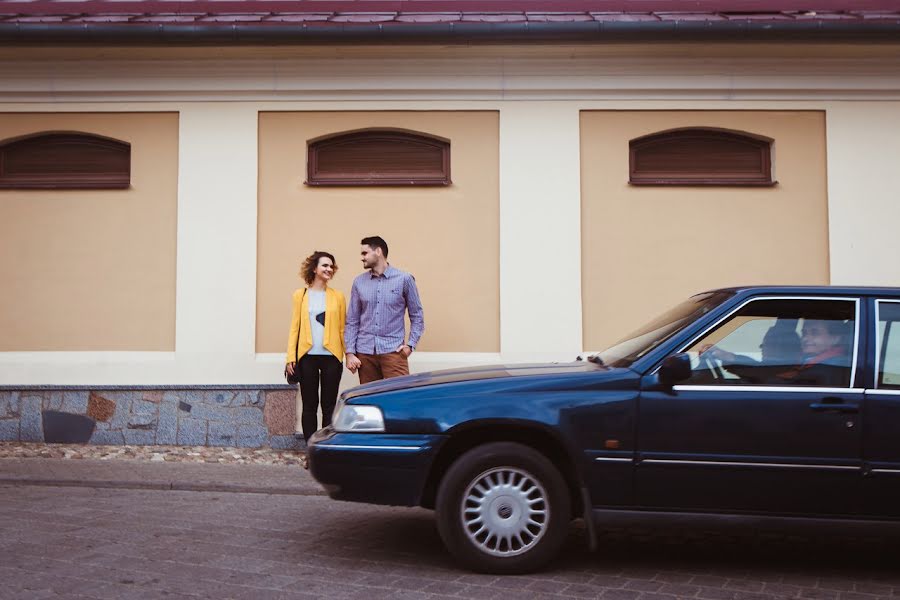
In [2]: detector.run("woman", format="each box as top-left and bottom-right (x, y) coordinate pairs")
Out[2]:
(285, 251), (347, 443)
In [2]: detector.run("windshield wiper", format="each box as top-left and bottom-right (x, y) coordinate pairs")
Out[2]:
(587, 354), (605, 366)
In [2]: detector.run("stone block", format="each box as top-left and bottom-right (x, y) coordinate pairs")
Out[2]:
(162, 391), (188, 404)
(0, 392), (10, 418)
(156, 402), (178, 445)
(105, 391), (142, 403)
(20, 395), (43, 442)
(103, 393), (133, 430)
(234, 391), (264, 407)
(87, 392), (117, 422)
(175, 391), (204, 405)
(264, 390), (297, 436)
(43, 391), (63, 411)
(142, 391), (162, 403)
(231, 407), (264, 425)
(124, 429), (156, 445)
(2, 392), (20, 417)
(61, 391), (89, 414)
(42, 411), (96, 443)
(236, 424), (268, 448)
(210, 392), (236, 406)
(0, 419), (19, 441)
(190, 403), (229, 423)
(131, 399), (158, 415)
(208, 422), (237, 447)
(90, 429), (125, 445)
(269, 434), (302, 450)
(177, 419), (207, 446)
(127, 413), (157, 429)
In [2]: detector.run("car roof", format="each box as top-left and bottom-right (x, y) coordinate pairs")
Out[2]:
(701, 285), (900, 298)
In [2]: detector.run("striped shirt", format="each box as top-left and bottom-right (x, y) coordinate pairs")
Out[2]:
(345, 265), (425, 355)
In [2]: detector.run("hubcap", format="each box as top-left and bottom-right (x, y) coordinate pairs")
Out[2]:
(460, 466), (549, 557)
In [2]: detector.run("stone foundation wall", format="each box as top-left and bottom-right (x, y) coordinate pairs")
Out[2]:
(0, 386), (303, 449)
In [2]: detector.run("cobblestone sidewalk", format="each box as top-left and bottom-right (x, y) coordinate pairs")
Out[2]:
(0, 441), (306, 466)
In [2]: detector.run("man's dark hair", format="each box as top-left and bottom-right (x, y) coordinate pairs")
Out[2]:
(361, 236), (389, 258)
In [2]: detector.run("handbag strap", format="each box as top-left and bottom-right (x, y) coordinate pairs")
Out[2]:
(294, 288), (307, 362)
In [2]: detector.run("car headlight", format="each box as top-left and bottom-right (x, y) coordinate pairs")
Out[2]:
(332, 403), (385, 433)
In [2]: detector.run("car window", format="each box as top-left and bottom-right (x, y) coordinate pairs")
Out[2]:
(680, 298), (858, 387)
(593, 292), (731, 368)
(876, 301), (900, 389)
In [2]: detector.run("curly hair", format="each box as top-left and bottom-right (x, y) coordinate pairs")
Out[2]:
(300, 251), (338, 285)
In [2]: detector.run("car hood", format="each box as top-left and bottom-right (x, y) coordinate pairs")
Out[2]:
(342, 361), (605, 401)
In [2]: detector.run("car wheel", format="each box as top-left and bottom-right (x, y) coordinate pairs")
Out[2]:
(435, 442), (571, 574)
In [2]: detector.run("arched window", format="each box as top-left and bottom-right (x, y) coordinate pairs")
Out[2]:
(0, 132), (131, 189)
(307, 129), (451, 186)
(629, 128), (774, 186)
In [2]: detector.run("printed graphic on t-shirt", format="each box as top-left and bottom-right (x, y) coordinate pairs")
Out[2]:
(316, 311), (326, 326)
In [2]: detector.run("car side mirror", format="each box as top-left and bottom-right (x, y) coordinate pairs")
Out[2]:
(659, 353), (692, 387)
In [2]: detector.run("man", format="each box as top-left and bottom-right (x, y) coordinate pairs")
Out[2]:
(344, 236), (425, 384)
(776, 318), (851, 387)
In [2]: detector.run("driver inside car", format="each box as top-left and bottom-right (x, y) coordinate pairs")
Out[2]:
(775, 319), (852, 386)
(699, 318), (851, 386)
(699, 319), (802, 380)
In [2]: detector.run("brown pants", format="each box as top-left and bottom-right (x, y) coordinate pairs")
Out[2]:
(357, 352), (410, 384)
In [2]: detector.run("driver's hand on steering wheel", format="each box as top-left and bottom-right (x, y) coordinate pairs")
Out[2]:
(699, 344), (735, 363)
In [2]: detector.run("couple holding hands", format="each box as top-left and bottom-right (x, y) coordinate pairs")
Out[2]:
(285, 235), (425, 442)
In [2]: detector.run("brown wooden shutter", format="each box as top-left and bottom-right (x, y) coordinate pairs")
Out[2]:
(0, 132), (131, 189)
(629, 128), (774, 186)
(307, 130), (450, 186)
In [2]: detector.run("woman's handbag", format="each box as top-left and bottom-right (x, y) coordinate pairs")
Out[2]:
(284, 289), (307, 385)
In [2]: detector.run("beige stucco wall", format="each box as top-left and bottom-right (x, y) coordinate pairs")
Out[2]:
(257, 111), (500, 354)
(581, 110), (829, 350)
(0, 113), (178, 352)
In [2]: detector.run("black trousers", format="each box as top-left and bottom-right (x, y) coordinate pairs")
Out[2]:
(298, 353), (343, 442)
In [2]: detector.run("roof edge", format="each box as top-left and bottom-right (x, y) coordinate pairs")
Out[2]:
(1, 20), (899, 46)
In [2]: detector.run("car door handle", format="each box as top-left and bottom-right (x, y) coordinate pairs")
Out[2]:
(809, 398), (859, 414)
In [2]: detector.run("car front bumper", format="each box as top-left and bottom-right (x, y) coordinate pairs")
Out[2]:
(307, 427), (446, 507)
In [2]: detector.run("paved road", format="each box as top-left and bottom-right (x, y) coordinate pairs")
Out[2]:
(2, 480), (900, 599)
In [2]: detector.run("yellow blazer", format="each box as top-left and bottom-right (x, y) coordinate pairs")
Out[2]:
(286, 287), (347, 363)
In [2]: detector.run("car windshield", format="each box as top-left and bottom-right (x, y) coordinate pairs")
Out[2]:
(592, 292), (732, 368)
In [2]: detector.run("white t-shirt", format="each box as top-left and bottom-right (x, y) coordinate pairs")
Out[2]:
(307, 290), (330, 356)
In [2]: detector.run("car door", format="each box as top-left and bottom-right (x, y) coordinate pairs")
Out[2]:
(862, 298), (900, 517)
(637, 296), (864, 516)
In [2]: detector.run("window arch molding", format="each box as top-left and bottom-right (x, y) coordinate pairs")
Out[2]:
(629, 127), (775, 186)
(0, 131), (131, 190)
(306, 128), (451, 186)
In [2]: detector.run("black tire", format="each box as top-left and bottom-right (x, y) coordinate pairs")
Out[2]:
(435, 442), (571, 574)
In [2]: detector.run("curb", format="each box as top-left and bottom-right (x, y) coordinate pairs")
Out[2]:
(0, 477), (326, 496)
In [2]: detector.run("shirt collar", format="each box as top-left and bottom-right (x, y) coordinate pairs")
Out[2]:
(369, 264), (396, 279)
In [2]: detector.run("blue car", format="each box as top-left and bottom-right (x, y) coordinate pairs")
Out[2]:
(308, 286), (900, 573)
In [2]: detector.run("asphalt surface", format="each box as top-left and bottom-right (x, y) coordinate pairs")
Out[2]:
(2, 456), (900, 599)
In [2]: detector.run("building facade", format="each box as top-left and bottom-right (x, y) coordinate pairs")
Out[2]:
(1, 1), (899, 445)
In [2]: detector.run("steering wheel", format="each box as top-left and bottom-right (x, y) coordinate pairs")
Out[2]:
(701, 352), (726, 381)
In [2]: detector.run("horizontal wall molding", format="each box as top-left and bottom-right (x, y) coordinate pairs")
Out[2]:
(2, 55), (900, 102)
(0, 352), (506, 386)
